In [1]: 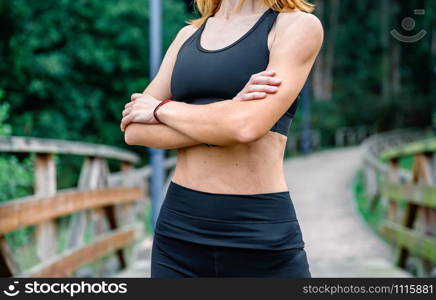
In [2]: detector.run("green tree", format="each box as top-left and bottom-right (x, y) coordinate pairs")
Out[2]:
(0, 0), (191, 147)
(0, 94), (34, 247)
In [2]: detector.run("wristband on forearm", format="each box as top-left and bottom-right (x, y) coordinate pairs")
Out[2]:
(153, 99), (173, 124)
(154, 99), (215, 146)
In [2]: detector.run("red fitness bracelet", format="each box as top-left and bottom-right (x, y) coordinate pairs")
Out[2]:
(153, 99), (173, 124)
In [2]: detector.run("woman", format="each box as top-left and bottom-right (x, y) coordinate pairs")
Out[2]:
(120, 0), (323, 277)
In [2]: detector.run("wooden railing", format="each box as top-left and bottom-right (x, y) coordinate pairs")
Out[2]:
(360, 129), (436, 277)
(0, 136), (175, 277)
(379, 138), (436, 277)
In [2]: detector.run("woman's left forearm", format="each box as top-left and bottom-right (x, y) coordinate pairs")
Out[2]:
(124, 122), (205, 149)
(156, 99), (263, 146)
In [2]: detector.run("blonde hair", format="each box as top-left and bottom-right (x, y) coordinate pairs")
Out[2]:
(188, 0), (315, 27)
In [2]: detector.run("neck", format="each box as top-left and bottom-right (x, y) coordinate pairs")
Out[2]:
(214, 0), (269, 19)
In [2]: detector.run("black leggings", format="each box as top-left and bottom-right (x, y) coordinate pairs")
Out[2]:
(151, 181), (311, 278)
(151, 233), (311, 277)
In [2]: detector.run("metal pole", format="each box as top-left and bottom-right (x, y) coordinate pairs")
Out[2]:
(301, 77), (312, 155)
(432, 30), (436, 132)
(148, 0), (165, 230)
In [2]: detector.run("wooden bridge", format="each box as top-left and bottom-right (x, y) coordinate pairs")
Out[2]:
(0, 130), (435, 277)
(0, 136), (173, 277)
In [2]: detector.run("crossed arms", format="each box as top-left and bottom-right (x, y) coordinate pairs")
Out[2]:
(122, 13), (323, 149)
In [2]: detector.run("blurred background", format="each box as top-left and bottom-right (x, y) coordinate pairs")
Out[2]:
(0, 0), (434, 278)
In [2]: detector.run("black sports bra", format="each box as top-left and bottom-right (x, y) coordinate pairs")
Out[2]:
(170, 8), (300, 137)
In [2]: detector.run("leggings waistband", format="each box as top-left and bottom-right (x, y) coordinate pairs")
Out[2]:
(163, 181), (297, 222)
(155, 181), (305, 250)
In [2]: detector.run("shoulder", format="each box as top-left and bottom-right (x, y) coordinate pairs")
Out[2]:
(272, 11), (323, 57)
(165, 24), (198, 53)
(276, 11), (323, 41)
(175, 24), (198, 42)
(161, 24), (199, 64)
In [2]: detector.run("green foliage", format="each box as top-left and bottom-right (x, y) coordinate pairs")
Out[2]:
(0, 101), (11, 136)
(0, 0), (193, 191)
(398, 155), (414, 170)
(0, 99), (33, 203)
(293, 0), (433, 145)
(0, 0), (191, 150)
(0, 97), (34, 248)
(352, 169), (384, 233)
(0, 154), (33, 203)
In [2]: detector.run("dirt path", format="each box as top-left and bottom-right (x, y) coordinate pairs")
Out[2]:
(284, 147), (409, 277)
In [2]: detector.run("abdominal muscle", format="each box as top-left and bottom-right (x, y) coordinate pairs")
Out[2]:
(171, 131), (289, 194)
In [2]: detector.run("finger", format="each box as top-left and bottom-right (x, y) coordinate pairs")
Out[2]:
(125, 101), (134, 109)
(125, 97), (148, 108)
(131, 93), (143, 101)
(246, 84), (278, 94)
(121, 114), (134, 132)
(240, 92), (267, 101)
(121, 116), (131, 132)
(248, 71), (276, 83)
(251, 76), (282, 86)
(253, 70), (276, 77)
(122, 108), (131, 117)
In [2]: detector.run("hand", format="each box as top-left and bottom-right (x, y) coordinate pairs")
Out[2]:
(233, 70), (282, 101)
(120, 93), (161, 132)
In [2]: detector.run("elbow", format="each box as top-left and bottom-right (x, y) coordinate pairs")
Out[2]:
(124, 133), (135, 146)
(235, 127), (257, 144)
(233, 121), (266, 144)
(124, 127), (137, 146)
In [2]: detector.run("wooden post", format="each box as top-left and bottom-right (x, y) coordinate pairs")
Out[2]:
(34, 153), (57, 261)
(387, 158), (400, 223)
(91, 158), (109, 237)
(67, 157), (93, 248)
(98, 160), (128, 269)
(119, 162), (135, 226)
(395, 153), (434, 271)
(402, 153), (435, 275)
(68, 157), (111, 247)
(364, 166), (379, 212)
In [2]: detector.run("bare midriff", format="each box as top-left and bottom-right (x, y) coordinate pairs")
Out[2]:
(172, 131), (289, 194)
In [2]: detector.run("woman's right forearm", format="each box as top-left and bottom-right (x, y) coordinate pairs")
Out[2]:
(124, 122), (203, 149)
